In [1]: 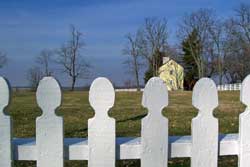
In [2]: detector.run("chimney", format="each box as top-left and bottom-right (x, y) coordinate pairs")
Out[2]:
(162, 57), (170, 64)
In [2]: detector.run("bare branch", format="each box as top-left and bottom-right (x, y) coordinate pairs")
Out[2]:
(36, 49), (54, 76)
(0, 51), (8, 68)
(137, 17), (169, 77)
(56, 25), (90, 90)
(26, 66), (43, 90)
(123, 32), (144, 91)
(178, 8), (216, 78)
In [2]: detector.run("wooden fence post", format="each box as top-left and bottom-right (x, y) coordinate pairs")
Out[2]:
(239, 75), (250, 167)
(36, 77), (63, 167)
(0, 77), (12, 167)
(191, 78), (219, 167)
(88, 77), (116, 167)
(141, 77), (169, 167)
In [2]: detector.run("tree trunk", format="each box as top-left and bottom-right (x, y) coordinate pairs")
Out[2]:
(219, 75), (223, 85)
(71, 77), (76, 91)
(135, 70), (140, 91)
(197, 63), (202, 79)
(133, 56), (141, 92)
(219, 65), (223, 85)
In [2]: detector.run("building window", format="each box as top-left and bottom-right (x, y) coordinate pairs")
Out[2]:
(170, 70), (173, 75)
(170, 80), (173, 85)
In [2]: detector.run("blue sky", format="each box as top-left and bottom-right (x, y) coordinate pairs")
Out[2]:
(0, 0), (248, 87)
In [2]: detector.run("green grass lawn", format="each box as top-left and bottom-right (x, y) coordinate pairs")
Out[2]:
(9, 90), (244, 167)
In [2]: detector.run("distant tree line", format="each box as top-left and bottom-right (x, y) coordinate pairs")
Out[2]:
(123, 3), (250, 90)
(1, 3), (250, 91)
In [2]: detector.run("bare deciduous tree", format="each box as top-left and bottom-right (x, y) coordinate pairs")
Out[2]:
(27, 66), (43, 90)
(137, 18), (169, 76)
(123, 33), (143, 91)
(235, 3), (250, 44)
(56, 25), (90, 91)
(178, 9), (215, 78)
(223, 3), (250, 83)
(208, 19), (225, 84)
(36, 49), (54, 76)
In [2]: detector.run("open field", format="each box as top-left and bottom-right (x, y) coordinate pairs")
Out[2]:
(9, 90), (244, 167)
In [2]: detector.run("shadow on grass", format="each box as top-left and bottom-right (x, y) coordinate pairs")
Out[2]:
(65, 113), (147, 136)
(117, 114), (147, 123)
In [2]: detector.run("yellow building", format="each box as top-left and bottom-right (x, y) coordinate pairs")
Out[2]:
(158, 57), (184, 91)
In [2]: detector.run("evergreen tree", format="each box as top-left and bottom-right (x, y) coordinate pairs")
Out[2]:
(182, 29), (202, 90)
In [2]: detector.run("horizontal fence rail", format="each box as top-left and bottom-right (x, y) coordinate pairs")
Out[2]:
(0, 75), (250, 167)
(13, 134), (238, 160)
(217, 83), (242, 91)
(115, 88), (144, 92)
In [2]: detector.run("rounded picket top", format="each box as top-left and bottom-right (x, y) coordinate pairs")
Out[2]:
(89, 77), (115, 112)
(0, 77), (10, 111)
(142, 77), (168, 111)
(192, 78), (218, 112)
(241, 75), (250, 106)
(36, 77), (62, 112)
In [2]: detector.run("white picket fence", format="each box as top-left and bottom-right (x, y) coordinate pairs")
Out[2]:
(217, 83), (242, 91)
(1, 75), (250, 167)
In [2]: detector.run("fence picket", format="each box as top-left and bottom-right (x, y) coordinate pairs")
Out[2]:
(192, 78), (219, 167)
(239, 75), (250, 167)
(141, 77), (169, 167)
(3, 75), (250, 166)
(0, 77), (12, 167)
(88, 77), (116, 167)
(36, 77), (63, 167)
